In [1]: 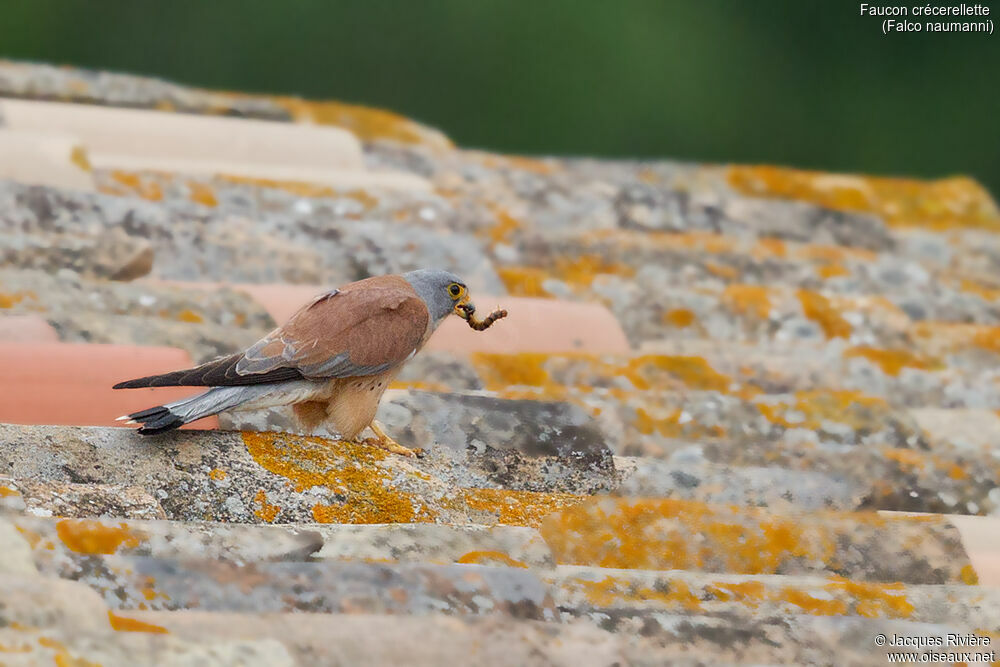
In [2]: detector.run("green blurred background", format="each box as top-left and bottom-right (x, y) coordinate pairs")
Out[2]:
(2, 0), (997, 194)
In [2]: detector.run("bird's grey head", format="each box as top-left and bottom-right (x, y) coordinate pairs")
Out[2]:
(403, 269), (469, 326)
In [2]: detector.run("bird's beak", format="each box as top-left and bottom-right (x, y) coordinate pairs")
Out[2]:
(455, 295), (474, 320)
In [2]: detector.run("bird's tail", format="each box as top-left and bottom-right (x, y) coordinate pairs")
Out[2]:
(117, 386), (268, 435)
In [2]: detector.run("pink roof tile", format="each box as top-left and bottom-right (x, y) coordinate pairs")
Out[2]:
(0, 315), (59, 343)
(0, 343), (218, 429)
(428, 297), (629, 354)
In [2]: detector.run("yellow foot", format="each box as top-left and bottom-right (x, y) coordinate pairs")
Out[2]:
(364, 420), (425, 458)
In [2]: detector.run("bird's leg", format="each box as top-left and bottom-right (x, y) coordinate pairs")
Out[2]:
(365, 420), (424, 458)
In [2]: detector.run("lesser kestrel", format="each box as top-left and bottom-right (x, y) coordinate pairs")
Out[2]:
(114, 269), (492, 456)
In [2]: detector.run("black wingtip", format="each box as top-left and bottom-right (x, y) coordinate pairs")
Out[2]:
(113, 375), (164, 389)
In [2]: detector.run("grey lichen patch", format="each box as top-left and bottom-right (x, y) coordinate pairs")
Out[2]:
(378, 391), (619, 495)
(309, 523), (554, 569)
(13, 480), (167, 520)
(65, 555), (559, 619)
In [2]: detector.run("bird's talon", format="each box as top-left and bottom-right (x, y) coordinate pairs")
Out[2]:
(370, 437), (422, 458)
(364, 420), (422, 457)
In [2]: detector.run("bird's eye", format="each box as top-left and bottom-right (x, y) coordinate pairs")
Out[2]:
(448, 283), (464, 299)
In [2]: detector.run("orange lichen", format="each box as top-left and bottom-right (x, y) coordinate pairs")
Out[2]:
(37, 636), (101, 667)
(217, 173), (331, 198)
(504, 155), (559, 174)
(752, 237), (788, 258)
(780, 588), (849, 616)
(755, 390), (888, 431)
(107, 611), (168, 634)
(252, 489), (281, 523)
(111, 170), (141, 189)
(972, 327), (1000, 355)
(137, 575), (170, 604)
(55, 519), (143, 555)
(244, 431), (384, 491)
(15, 525), (42, 548)
(949, 464), (969, 481)
(479, 154), (557, 175)
(242, 431), (435, 524)
(471, 352), (552, 389)
(845, 346), (940, 376)
(795, 244), (876, 263)
(69, 145), (91, 171)
(497, 267), (553, 298)
(961, 564), (979, 585)
(704, 261), (740, 281)
(711, 580), (867, 616)
(728, 165), (1000, 231)
(208, 468), (227, 481)
(462, 488), (585, 527)
(109, 170), (163, 201)
(883, 448), (973, 483)
(911, 321), (1000, 358)
(0, 485), (19, 497)
(704, 580), (767, 603)
(705, 577), (914, 618)
(553, 254), (636, 286)
(542, 500), (954, 586)
(176, 309), (204, 323)
(275, 97), (452, 148)
(214, 174), (379, 211)
(489, 209), (523, 244)
(910, 321), (972, 352)
(539, 498), (837, 574)
(722, 285), (772, 320)
(0, 291), (32, 309)
(310, 484), (432, 523)
(817, 263), (850, 279)
(638, 167), (659, 184)
(345, 189), (379, 210)
(824, 578), (915, 618)
(575, 575), (702, 610)
(635, 407), (682, 437)
(663, 308), (697, 328)
(958, 279), (1000, 302)
(187, 181), (218, 207)
(883, 448), (926, 470)
(456, 550), (529, 568)
(626, 355), (732, 393)
(471, 352), (738, 397)
(581, 575), (855, 617)
(797, 289), (852, 338)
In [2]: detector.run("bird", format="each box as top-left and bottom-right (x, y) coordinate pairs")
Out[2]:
(113, 269), (482, 457)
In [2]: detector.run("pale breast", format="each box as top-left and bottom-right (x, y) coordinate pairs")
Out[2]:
(323, 370), (398, 440)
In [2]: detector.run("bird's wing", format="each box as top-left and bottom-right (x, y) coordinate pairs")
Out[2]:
(238, 276), (429, 378)
(114, 275), (430, 389)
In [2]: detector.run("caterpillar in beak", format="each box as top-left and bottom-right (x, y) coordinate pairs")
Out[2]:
(457, 302), (508, 331)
